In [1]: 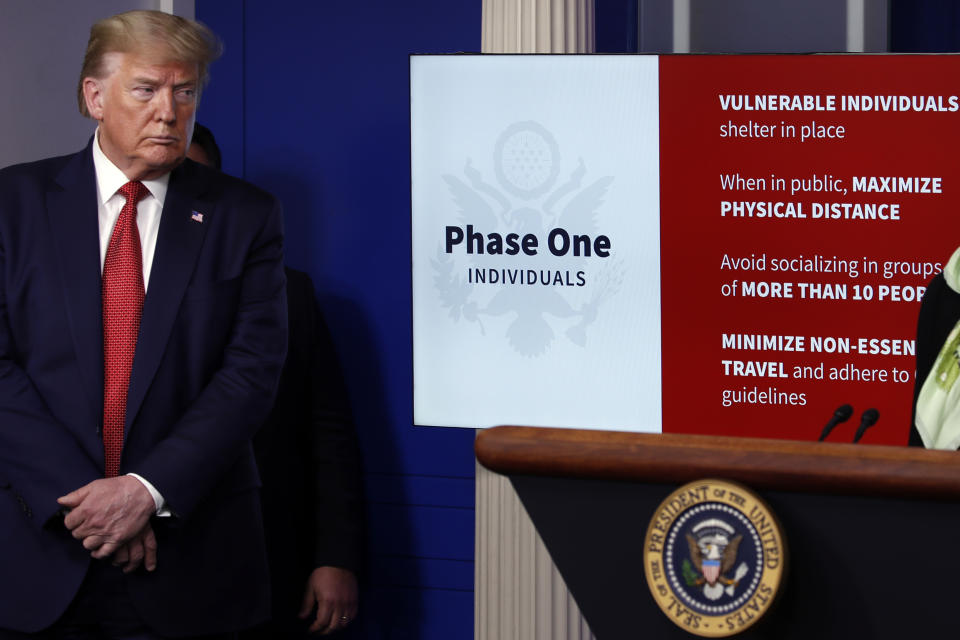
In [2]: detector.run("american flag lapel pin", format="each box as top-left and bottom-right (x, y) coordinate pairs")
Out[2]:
(191, 211), (204, 223)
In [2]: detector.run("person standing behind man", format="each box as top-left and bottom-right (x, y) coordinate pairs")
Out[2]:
(188, 126), (364, 637)
(0, 10), (286, 639)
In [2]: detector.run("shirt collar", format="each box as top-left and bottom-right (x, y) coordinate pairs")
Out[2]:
(91, 127), (170, 207)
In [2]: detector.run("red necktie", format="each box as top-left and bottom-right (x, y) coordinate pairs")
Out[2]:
(102, 181), (148, 478)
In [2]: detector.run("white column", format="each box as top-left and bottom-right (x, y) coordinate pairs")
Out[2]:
(672, 0), (690, 53)
(476, 3), (595, 637)
(475, 462), (596, 640)
(481, 0), (595, 53)
(846, 0), (865, 52)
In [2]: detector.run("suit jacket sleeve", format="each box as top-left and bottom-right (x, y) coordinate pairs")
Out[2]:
(302, 277), (364, 571)
(130, 193), (288, 518)
(0, 162), (102, 527)
(0, 264), (102, 526)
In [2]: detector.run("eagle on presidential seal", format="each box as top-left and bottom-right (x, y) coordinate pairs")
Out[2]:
(683, 518), (750, 601)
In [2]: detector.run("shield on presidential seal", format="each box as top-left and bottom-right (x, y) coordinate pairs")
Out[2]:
(702, 559), (721, 585)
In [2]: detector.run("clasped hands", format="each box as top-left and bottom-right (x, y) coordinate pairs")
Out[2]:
(57, 476), (158, 574)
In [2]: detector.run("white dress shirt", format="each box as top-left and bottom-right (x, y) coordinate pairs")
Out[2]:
(91, 131), (170, 515)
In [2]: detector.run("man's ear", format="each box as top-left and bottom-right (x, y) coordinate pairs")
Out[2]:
(82, 77), (106, 120)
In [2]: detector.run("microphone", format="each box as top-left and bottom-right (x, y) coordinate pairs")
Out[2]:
(852, 408), (880, 443)
(818, 404), (853, 441)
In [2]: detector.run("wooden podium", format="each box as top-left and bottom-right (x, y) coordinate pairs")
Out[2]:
(475, 426), (960, 639)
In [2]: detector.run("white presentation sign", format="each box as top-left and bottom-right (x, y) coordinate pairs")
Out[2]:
(411, 56), (662, 431)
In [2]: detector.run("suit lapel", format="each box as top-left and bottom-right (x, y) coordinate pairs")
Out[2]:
(46, 144), (104, 443)
(125, 161), (212, 430)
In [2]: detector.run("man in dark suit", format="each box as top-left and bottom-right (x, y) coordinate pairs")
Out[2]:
(248, 268), (364, 638)
(0, 10), (286, 639)
(188, 127), (364, 637)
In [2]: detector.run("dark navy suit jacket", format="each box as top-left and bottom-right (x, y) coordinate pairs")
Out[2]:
(0, 141), (288, 635)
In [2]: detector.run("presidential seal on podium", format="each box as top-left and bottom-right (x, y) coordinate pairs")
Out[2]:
(643, 479), (787, 637)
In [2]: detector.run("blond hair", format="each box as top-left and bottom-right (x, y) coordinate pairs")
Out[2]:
(77, 10), (222, 117)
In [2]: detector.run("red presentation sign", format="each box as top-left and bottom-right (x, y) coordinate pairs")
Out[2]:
(659, 55), (959, 445)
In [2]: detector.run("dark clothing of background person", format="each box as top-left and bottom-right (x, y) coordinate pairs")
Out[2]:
(240, 268), (365, 638)
(910, 272), (960, 447)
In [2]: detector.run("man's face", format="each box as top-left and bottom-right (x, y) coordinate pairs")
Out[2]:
(83, 51), (198, 180)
